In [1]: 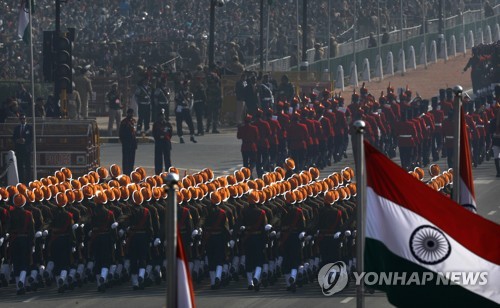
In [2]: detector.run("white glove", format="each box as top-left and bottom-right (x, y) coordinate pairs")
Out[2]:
(240, 226), (246, 232)
(344, 230), (351, 237)
(88, 230), (92, 237)
(353, 230), (357, 237)
(270, 231), (277, 238)
(198, 228), (202, 235)
(5, 233), (10, 239)
(118, 229), (125, 238)
(334, 232), (341, 239)
(298, 232), (306, 240)
(72, 247), (76, 253)
(0, 237), (3, 246)
(265, 224), (273, 232)
(154, 238), (161, 247)
(80, 242), (85, 248)
(191, 230), (199, 238)
(111, 222), (119, 229)
(35, 231), (43, 238)
(42, 230), (48, 237)
(80, 224), (85, 229)
(229, 240), (235, 248)
(72, 224), (79, 231)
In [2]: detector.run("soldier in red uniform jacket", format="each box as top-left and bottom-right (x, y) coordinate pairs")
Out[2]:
(276, 102), (290, 165)
(237, 115), (260, 174)
(420, 99), (436, 167)
(316, 106), (333, 169)
(287, 113), (309, 170)
(393, 109), (418, 170)
(472, 100), (487, 164)
(429, 97), (445, 161)
(253, 109), (272, 177)
(442, 109), (456, 168)
(265, 109), (282, 171)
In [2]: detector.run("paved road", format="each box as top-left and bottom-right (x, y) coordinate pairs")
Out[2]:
(1, 130), (498, 308)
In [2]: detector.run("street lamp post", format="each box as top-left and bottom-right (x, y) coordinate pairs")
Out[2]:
(208, 0), (224, 70)
(300, 0), (308, 71)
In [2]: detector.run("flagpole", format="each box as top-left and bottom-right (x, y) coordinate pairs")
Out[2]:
(28, 0), (37, 181)
(353, 120), (366, 308)
(164, 172), (179, 308)
(452, 85), (463, 203)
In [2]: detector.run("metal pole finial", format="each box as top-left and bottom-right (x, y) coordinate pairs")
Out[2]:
(354, 120), (366, 133)
(453, 85), (463, 96)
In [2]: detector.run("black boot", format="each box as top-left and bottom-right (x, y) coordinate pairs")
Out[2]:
(495, 159), (500, 177)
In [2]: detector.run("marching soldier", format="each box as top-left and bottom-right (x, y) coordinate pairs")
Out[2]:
(280, 191), (305, 293)
(88, 192), (117, 292)
(287, 113), (309, 171)
(237, 115), (260, 174)
(430, 97), (445, 161)
(49, 192), (76, 293)
(203, 191), (230, 289)
(442, 109), (456, 168)
(253, 109), (272, 177)
(9, 194), (35, 295)
(265, 109), (282, 171)
(420, 99), (436, 167)
(394, 109), (418, 170)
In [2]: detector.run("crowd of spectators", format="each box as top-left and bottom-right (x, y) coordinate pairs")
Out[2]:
(0, 0), (487, 82)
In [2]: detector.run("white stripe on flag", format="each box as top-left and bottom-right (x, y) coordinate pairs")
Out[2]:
(178, 258), (194, 308)
(366, 187), (500, 304)
(459, 177), (476, 209)
(18, 1), (29, 39)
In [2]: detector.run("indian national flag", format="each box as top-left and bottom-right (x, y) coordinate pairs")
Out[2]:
(177, 230), (196, 308)
(459, 106), (477, 212)
(17, 0), (32, 44)
(364, 141), (500, 307)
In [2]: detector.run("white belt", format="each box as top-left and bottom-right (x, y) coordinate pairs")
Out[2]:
(444, 116), (448, 119)
(476, 125), (484, 128)
(262, 98), (272, 101)
(399, 135), (412, 138)
(435, 123), (442, 126)
(426, 126), (431, 129)
(445, 136), (454, 139)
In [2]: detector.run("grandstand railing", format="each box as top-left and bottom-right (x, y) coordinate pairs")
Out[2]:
(246, 5), (500, 73)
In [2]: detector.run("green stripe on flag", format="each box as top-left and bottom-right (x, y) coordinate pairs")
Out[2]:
(365, 239), (497, 308)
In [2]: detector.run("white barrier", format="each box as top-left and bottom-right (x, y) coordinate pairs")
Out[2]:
(458, 33), (467, 54)
(496, 24), (500, 41)
(361, 58), (371, 82)
(430, 40), (438, 63)
(374, 54), (384, 79)
(419, 42), (427, 66)
(386, 51), (394, 76)
(408, 46), (416, 70)
(349, 62), (359, 87)
(398, 49), (406, 74)
(449, 35), (456, 57)
(6, 151), (19, 186)
(467, 30), (475, 48)
(335, 65), (345, 90)
(478, 28), (484, 45)
(486, 25), (492, 44)
(440, 39), (448, 61)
